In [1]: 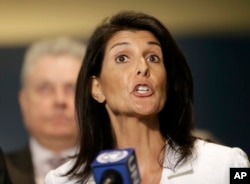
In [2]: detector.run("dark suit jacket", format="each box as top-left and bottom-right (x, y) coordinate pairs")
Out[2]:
(4, 146), (35, 184)
(0, 147), (12, 184)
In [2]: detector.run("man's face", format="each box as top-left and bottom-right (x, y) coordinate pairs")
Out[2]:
(19, 54), (81, 146)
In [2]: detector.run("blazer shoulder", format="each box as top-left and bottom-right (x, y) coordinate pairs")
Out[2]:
(5, 145), (32, 166)
(195, 139), (250, 167)
(0, 147), (12, 184)
(4, 145), (35, 184)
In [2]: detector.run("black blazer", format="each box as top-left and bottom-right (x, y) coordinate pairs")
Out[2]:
(0, 147), (12, 184)
(4, 146), (35, 184)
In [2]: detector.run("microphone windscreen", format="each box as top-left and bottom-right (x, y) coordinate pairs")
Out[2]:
(100, 169), (123, 184)
(91, 148), (141, 184)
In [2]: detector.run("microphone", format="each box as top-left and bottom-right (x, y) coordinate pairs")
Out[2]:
(91, 148), (141, 184)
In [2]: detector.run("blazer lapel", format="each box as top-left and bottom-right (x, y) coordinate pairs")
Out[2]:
(5, 145), (35, 184)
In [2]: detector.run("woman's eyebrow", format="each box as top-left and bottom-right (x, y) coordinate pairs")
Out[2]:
(110, 42), (130, 50)
(148, 41), (161, 47)
(110, 41), (161, 51)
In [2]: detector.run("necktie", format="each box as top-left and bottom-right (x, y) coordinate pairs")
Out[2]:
(37, 156), (69, 182)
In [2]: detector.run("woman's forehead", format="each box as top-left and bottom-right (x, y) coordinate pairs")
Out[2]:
(105, 30), (160, 50)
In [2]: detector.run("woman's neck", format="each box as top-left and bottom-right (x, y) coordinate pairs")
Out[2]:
(111, 116), (166, 183)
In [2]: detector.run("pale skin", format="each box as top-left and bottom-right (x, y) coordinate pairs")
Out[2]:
(19, 54), (81, 153)
(91, 30), (167, 183)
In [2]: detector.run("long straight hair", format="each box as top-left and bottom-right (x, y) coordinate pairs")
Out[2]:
(69, 11), (195, 183)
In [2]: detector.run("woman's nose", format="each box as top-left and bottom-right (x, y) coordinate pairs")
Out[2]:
(137, 69), (149, 76)
(136, 60), (149, 77)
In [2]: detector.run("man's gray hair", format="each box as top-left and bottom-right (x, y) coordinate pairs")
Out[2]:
(20, 37), (86, 87)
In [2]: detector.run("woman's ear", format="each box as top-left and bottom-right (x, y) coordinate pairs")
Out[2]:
(90, 76), (105, 103)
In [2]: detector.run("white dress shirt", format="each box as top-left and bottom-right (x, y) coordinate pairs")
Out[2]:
(44, 139), (250, 184)
(30, 138), (78, 184)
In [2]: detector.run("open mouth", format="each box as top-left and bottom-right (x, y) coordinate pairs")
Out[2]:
(133, 83), (153, 96)
(136, 85), (149, 94)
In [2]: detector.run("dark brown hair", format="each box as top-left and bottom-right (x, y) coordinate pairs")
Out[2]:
(69, 10), (195, 183)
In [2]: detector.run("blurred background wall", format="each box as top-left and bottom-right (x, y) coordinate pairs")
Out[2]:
(0, 1), (249, 157)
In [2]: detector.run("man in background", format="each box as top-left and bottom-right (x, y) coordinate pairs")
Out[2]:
(4, 37), (86, 184)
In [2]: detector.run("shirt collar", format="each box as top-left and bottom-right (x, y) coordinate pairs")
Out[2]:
(163, 141), (195, 179)
(29, 137), (78, 165)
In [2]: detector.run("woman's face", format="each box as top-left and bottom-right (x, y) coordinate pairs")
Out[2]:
(91, 30), (167, 117)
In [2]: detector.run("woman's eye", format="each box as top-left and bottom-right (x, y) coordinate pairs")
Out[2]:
(147, 55), (160, 63)
(115, 55), (128, 63)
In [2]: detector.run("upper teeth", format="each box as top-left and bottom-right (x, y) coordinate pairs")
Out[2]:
(137, 86), (148, 91)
